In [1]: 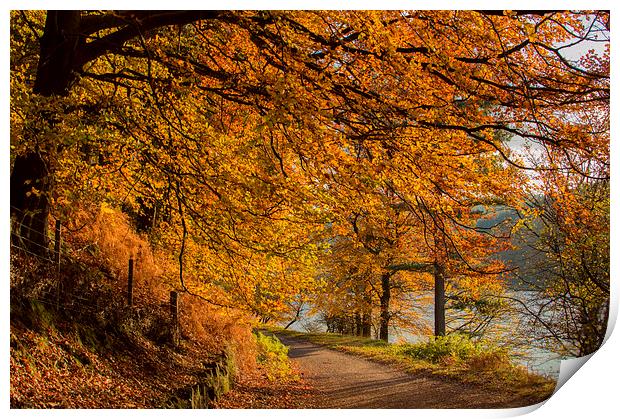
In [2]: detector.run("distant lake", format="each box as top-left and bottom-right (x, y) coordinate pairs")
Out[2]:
(284, 289), (564, 378)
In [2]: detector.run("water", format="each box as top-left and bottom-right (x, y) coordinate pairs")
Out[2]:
(283, 290), (563, 379)
(389, 322), (562, 378)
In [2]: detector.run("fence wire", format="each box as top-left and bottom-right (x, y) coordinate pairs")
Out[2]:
(10, 218), (175, 318)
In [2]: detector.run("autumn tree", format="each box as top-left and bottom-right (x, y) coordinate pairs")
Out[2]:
(306, 122), (520, 341)
(511, 160), (609, 357)
(317, 200), (432, 340)
(501, 16), (609, 356)
(10, 10), (609, 331)
(10, 10), (331, 313)
(11, 11), (220, 253)
(12, 10), (609, 247)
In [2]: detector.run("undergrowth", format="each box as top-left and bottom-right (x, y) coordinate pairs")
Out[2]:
(254, 332), (297, 382)
(10, 205), (258, 408)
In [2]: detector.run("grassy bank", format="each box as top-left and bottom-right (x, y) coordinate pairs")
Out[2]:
(270, 327), (555, 404)
(10, 242), (248, 408)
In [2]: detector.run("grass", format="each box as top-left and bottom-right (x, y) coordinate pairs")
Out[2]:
(268, 327), (556, 404)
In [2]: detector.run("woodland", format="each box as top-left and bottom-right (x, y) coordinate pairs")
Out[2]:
(9, 10), (609, 408)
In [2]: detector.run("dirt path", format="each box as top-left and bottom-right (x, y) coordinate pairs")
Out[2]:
(276, 334), (534, 409)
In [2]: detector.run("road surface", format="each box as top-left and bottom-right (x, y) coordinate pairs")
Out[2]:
(276, 333), (537, 409)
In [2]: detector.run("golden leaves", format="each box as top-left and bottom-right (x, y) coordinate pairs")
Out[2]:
(10, 10), (608, 323)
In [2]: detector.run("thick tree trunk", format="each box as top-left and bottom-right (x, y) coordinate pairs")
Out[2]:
(11, 11), (81, 256)
(434, 261), (446, 336)
(379, 272), (391, 341)
(34, 11), (82, 96)
(10, 153), (51, 256)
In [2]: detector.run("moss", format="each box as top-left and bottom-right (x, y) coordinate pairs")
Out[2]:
(29, 300), (56, 331)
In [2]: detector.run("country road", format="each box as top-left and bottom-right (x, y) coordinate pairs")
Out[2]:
(276, 334), (536, 409)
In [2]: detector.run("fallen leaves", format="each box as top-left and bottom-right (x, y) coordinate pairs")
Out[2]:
(212, 364), (324, 409)
(10, 323), (227, 408)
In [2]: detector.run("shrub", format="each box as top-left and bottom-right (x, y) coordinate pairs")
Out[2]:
(254, 332), (294, 381)
(401, 334), (502, 364)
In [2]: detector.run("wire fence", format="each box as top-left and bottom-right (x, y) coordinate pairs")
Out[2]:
(10, 216), (180, 334)
(11, 208), (58, 258)
(10, 242), (55, 264)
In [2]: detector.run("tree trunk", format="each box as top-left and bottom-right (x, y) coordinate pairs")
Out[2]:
(434, 261), (446, 336)
(361, 310), (372, 337)
(355, 312), (362, 336)
(361, 292), (372, 337)
(379, 272), (391, 341)
(10, 153), (51, 256)
(10, 11), (81, 256)
(34, 11), (82, 96)
(284, 301), (303, 330)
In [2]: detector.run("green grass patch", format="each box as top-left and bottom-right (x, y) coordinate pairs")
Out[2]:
(270, 327), (555, 403)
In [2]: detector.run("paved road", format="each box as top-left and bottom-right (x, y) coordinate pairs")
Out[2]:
(276, 334), (533, 409)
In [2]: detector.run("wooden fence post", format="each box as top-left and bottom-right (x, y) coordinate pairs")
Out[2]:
(54, 220), (61, 310)
(170, 291), (179, 345)
(54, 220), (61, 264)
(434, 261), (446, 336)
(127, 257), (134, 307)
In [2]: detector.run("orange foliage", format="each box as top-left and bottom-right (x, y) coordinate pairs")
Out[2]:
(9, 10), (609, 349)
